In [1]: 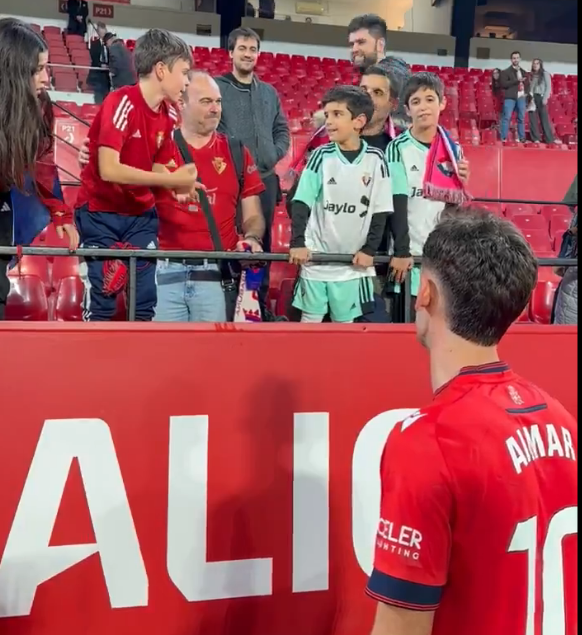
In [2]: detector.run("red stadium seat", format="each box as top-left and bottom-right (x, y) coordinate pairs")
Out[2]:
(271, 217), (291, 253)
(505, 203), (538, 217)
(512, 214), (548, 232)
(520, 230), (553, 254)
(275, 278), (296, 318)
(529, 276), (560, 324)
(54, 277), (84, 321)
(7, 257), (51, 295)
(4, 276), (49, 321)
(52, 256), (80, 286)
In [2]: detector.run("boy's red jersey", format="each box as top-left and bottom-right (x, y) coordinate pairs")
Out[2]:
(367, 361), (577, 635)
(77, 85), (178, 215)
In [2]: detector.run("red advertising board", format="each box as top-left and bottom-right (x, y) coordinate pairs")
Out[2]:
(0, 323), (577, 634)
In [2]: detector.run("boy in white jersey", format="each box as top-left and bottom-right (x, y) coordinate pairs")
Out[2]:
(386, 72), (470, 318)
(289, 86), (393, 323)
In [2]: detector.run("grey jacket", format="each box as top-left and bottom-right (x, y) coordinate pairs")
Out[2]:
(108, 39), (136, 90)
(554, 176), (578, 325)
(215, 74), (290, 177)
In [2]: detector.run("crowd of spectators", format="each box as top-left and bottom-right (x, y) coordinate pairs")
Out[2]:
(0, 14), (577, 325)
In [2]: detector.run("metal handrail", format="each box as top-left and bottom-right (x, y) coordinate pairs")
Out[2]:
(0, 246), (576, 322)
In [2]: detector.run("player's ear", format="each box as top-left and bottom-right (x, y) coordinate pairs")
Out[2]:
(416, 269), (433, 312)
(355, 113), (368, 132)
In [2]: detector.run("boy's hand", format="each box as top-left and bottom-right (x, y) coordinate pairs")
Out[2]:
(57, 223), (80, 251)
(458, 159), (470, 184)
(78, 138), (90, 167)
(171, 163), (199, 191)
(289, 247), (311, 265)
(353, 251), (374, 269)
(390, 256), (413, 284)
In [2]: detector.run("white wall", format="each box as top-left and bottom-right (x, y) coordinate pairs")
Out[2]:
(469, 38), (578, 76)
(403, 0), (453, 35)
(259, 0), (411, 30)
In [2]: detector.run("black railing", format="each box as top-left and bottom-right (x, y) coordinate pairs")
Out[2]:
(0, 246), (576, 322)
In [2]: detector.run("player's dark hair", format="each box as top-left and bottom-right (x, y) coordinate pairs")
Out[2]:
(511, 50), (521, 58)
(422, 207), (538, 347)
(363, 64), (403, 101)
(227, 27), (261, 52)
(347, 14), (387, 41)
(401, 72), (444, 106)
(0, 18), (49, 192)
(133, 28), (192, 78)
(322, 85), (374, 126)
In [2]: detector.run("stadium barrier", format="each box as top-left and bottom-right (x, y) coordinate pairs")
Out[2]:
(0, 321), (577, 634)
(0, 246), (577, 321)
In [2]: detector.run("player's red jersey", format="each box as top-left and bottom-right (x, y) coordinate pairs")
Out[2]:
(156, 132), (264, 251)
(77, 85), (178, 215)
(367, 361), (577, 635)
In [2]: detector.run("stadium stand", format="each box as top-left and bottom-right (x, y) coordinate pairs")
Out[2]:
(3, 22), (578, 324)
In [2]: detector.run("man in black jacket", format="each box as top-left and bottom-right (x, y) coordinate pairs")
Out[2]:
(87, 21), (110, 104)
(66, 0), (88, 36)
(104, 33), (136, 90)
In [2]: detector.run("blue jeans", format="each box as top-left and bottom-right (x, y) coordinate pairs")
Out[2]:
(154, 260), (226, 322)
(501, 97), (526, 141)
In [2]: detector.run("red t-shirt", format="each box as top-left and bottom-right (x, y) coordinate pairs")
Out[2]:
(156, 132), (264, 251)
(77, 85), (178, 215)
(367, 361), (577, 635)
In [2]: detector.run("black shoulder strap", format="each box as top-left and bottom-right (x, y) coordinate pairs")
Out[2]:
(173, 128), (223, 251)
(227, 136), (245, 199)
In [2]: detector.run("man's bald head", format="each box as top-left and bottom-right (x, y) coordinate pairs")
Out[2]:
(181, 70), (222, 135)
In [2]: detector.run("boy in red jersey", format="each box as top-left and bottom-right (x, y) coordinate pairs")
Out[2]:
(75, 28), (198, 321)
(367, 208), (577, 635)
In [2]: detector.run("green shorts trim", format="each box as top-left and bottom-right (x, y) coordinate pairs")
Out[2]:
(292, 277), (374, 322)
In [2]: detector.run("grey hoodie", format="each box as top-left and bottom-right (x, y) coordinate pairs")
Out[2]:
(215, 73), (290, 178)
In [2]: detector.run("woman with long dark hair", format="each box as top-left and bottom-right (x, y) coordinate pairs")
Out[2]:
(0, 18), (78, 320)
(528, 58), (555, 144)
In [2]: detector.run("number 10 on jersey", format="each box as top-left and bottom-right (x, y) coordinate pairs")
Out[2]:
(508, 506), (577, 635)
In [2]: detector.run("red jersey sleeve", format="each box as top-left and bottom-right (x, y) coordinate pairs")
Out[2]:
(241, 147), (266, 199)
(366, 410), (453, 612)
(97, 91), (135, 152)
(35, 156), (73, 225)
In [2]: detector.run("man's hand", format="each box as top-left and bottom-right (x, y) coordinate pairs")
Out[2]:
(78, 138), (90, 167)
(458, 159), (470, 184)
(236, 237), (263, 253)
(390, 256), (413, 284)
(289, 247), (311, 265)
(353, 251), (374, 269)
(171, 163), (199, 191)
(57, 223), (80, 251)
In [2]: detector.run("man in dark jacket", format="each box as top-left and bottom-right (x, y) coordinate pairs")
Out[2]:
(66, 0), (88, 36)
(216, 27), (289, 255)
(499, 51), (530, 143)
(87, 21), (110, 104)
(104, 33), (136, 90)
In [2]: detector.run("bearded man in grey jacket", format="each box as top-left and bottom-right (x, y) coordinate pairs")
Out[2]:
(215, 27), (290, 255)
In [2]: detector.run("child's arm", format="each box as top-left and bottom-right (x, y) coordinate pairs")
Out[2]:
(96, 93), (196, 191)
(354, 155), (392, 268)
(386, 141), (412, 282)
(288, 147), (324, 265)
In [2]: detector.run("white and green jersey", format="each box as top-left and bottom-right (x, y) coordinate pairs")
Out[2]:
(387, 130), (462, 256)
(293, 141), (393, 282)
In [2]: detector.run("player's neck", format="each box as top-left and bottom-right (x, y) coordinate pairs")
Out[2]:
(429, 335), (501, 393)
(138, 79), (165, 111)
(232, 68), (253, 84)
(337, 137), (362, 151)
(411, 125), (438, 144)
(181, 123), (214, 149)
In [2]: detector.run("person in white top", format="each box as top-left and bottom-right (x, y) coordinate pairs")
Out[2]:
(288, 86), (393, 323)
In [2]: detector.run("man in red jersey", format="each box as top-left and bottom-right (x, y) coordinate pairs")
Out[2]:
(154, 71), (265, 322)
(366, 207), (577, 635)
(75, 28), (199, 321)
